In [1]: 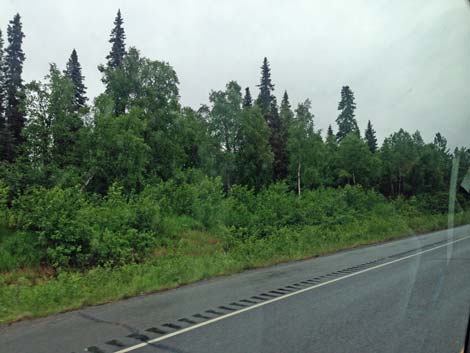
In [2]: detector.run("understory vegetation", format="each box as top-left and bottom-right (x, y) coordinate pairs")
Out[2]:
(0, 11), (469, 324)
(1, 176), (469, 324)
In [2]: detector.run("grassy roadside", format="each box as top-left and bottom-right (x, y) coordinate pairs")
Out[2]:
(1, 211), (469, 325)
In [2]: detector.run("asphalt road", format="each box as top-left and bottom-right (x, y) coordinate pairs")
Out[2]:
(1, 225), (470, 353)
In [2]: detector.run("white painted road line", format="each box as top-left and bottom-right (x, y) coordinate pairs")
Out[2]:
(113, 234), (470, 353)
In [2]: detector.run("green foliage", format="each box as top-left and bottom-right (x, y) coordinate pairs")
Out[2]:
(0, 229), (39, 271)
(364, 120), (378, 153)
(378, 129), (447, 196)
(235, 106), (273, 190)
(78, 185), (160, 266)
(176, 107), (217, 173)
(336, 133), (379, 187)
(24, 64), (84, 183)
(222, 183), (395, 238)
(10, 186), (90, 267)
(3, 14), (26, 160)
(145, 170), (224, 229)
(105, 9), (126, 70)
(3, 185), (467, 324)
(88, 106), (150, 193)
(8, 185), (163, 267)
(243, 87), (252, 108)
(209, 81), (243, 189)
(0, 179), (9, 221)
(0, 12), (469, 325)
(64, 49), (87, 110)
(0, 31), (6, 160)
(1, 172), (469, 324)
(255, 57), (274, 115)
(336, 86), (359, 142)
(287, 99), (325, 193)
(268, 97), (288, 180)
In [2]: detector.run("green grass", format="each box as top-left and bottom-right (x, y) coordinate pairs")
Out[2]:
(1, 211), (469, 325)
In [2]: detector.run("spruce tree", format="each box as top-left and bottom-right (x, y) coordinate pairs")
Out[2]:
(0, 30), (4, 120)
(326, 124), (334, 140)
(255, 57), (274, 115)
(279, 91), (293, 177)
(65, 49), (87, 110)
(243, 87), (252, 108)
(280, 91), (293, 127)
(106, 9), (126, 69)
(326, 124), (336, 146)
(0, 29), (7, 161)
(268, 97), (288, 180)
(336, 85), (359, 142)
(364, 120), (378, 153)
(4, 13), (26, 159)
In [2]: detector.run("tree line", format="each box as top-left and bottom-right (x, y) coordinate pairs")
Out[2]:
(0, 11), (468, 201)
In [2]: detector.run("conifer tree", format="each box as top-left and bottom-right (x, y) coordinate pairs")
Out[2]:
(278, 91), (293, 178)
(280, 91), (293, 128)
(326, 125), (334, 140)
(364, 120), (378, 153)
(0, 30), (5, 120)
(268, 97), (287, 180)
(326, 124), (336, 147)
(65, 49), (87, 110)
(106, 9), (126, 69)
(336, 85), (359, 142)
(4, 14), (26, 159)
(255, 57), (274, 115)
(0, 29), (7, 161)
(243, 87), (252, 108)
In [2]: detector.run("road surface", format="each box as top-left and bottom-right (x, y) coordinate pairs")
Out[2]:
(1, 225), (470, 353)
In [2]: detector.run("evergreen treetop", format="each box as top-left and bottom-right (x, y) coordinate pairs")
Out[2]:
(281, 91), (290, 109)
(243, 87), (252, 108)
(336, 85), (359, 142)
(256, 57), (274, 115)
(327, 124), (334, 139)
(0, 29), (5, 120)
(269, 96), (288, 180)
(4, 13), (26, 158)
(65, 49), (87, 110)
(364, 120), (378, 153)
(106, 9), (126, 69)
(280, 90), (293, 127)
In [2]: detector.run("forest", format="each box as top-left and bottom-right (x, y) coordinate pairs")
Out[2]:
(0, 11), (469, 323)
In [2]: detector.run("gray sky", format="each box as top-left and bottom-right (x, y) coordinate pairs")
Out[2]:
(1, 0), (469, 147)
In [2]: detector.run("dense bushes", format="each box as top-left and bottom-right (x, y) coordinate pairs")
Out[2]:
(0, 171), (225, 268)
(145, 170), (224, 229)
(222, 183), (394, 237)
(1, 174), (470, 324)
(1, 171), (468, 271)
(7, 185), (162, 267)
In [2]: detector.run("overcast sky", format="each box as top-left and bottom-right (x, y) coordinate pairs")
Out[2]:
(1, 0), (469, 147)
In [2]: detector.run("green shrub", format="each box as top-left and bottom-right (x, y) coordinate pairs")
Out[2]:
(10, 186), (91, 267)
(8, 185), (164, 268)
(0, 179), (9, 221)
(146, 169), (223, 228)
(2, 177), (464, 271)
(414, 192), (450, 214)
(0, 231), (40, 271)
(222, 184), (398, 239)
